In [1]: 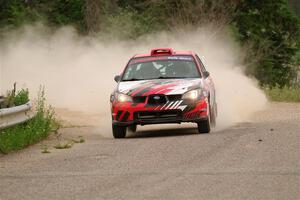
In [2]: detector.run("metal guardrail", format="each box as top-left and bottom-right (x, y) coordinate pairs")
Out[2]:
(0, 102), (36, 130)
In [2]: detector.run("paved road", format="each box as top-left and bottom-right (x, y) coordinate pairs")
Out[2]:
(0, 103), (299, 200)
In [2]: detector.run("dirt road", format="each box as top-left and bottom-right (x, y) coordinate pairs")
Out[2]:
(0, 103), (299, 200)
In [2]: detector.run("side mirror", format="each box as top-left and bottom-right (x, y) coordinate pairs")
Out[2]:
(203, 71), (210, 78)
(114, 75), (121, 82)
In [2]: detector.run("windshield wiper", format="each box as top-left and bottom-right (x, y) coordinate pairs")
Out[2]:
(122, 77), (196, 81)
(122, 78), (146, 82)
(155, 76), (188, 79)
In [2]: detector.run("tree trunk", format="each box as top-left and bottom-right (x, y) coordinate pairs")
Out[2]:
(85, 0), (102, 33)
(84, 0), (118, 33)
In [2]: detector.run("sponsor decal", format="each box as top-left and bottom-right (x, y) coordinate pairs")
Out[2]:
(153, 96), (161, 100)
(167, 56), (193, 61)
(129, 56), (194, 65)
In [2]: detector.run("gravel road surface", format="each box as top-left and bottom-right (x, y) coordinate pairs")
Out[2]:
(0, 103), (299, 200)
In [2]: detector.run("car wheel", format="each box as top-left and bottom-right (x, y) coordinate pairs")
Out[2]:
(210, 103), (217, 128)
(128, 124), (137, 132)
(197, 119), (211, 134)
(112, 124), (127, 138)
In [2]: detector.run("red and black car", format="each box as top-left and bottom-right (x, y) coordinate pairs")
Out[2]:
(110, 48), (217, 138)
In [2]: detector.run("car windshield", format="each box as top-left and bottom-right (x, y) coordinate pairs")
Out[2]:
(122, 56), (201, 81)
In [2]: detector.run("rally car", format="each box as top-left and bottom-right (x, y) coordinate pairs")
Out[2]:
(110, 48), (217, 138)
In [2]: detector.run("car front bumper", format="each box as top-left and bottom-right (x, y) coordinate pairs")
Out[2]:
(111, 98), (209, 126)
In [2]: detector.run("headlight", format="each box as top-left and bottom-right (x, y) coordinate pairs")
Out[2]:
(182, 89), (202, 100)
(117, 93), (133, 102)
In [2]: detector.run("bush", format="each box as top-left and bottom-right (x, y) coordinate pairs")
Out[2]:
(14, 88), (29, 106)
(234, 0), (300, 87)
(0, 0), (85, 31)
(0, 88), (57, 154)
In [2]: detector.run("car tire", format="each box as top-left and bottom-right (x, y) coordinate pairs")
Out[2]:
(210, 103), (217, 128)
(112, 124), (127, 138)
(197, 119), (211, 133)
(128, 125), (137, 132)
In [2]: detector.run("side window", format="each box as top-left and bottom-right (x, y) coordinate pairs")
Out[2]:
(195, 55), (207, 73)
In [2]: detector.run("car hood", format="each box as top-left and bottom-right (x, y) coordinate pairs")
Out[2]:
(117, 78), (203, 96)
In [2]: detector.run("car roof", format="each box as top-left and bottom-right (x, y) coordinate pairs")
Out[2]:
(132, 48), (195, 58)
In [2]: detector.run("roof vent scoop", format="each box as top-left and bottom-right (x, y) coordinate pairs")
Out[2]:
(151, 48), (174, 56)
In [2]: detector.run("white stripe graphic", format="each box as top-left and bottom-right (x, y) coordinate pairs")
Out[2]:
(170, 101), (179, 109)
(178, 105), (187, 111)
(173, 100), (183, 109)
(165, 102), (174, 110)
(160, 101), (169, 110)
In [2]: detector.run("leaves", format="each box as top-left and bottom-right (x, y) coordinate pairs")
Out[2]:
(14, 88), (29, 106)
(234, 0), (300, 87)
(0, 0), (299, 86)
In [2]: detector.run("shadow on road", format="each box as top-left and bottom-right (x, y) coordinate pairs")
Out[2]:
(127, 127), (201, 138)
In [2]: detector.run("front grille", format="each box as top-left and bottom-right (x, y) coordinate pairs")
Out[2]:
(136, 110), (182, 121)
(167, 94), (182, 101)
(147, 94), (167, 105)
(133, 96), (147, 104)
(132, 94), (182, 105)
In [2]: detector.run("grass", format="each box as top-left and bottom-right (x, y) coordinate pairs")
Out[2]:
(72, 136), (85, 143)
(0, 88), (58, 154)
(41, 145), (51, 153)
(54, 141), (74, 149)
(54, 136), (85, 150)
(264, 86), (300, 102)
(0, 84), (29, 109)
(14, 88), (29, 106)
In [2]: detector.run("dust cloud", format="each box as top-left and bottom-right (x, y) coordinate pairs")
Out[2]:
(0, 25), (267, 132)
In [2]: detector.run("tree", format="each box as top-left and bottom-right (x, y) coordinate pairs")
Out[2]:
(289, 0), (300, 16)
(235, 0), (300, 86)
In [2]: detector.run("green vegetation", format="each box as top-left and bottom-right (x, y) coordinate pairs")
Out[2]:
(53, 136), (85, 150)
(41, 144), (50, 153)
(14, 88), (29, 106)
(73, 136), (85, 143)
(1, 0), (299, 88)
(54, 141), (74, 149)
(0, 84), (29, 108)
(0, 89), (57, 154)
(289, 0), (300, 16)
(0, 0), (85, 31)
(234, 0), (300, 87)
(1, 0), (300, 99)
(265, 86), (300, 102)
(54, 135), (85, 150)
